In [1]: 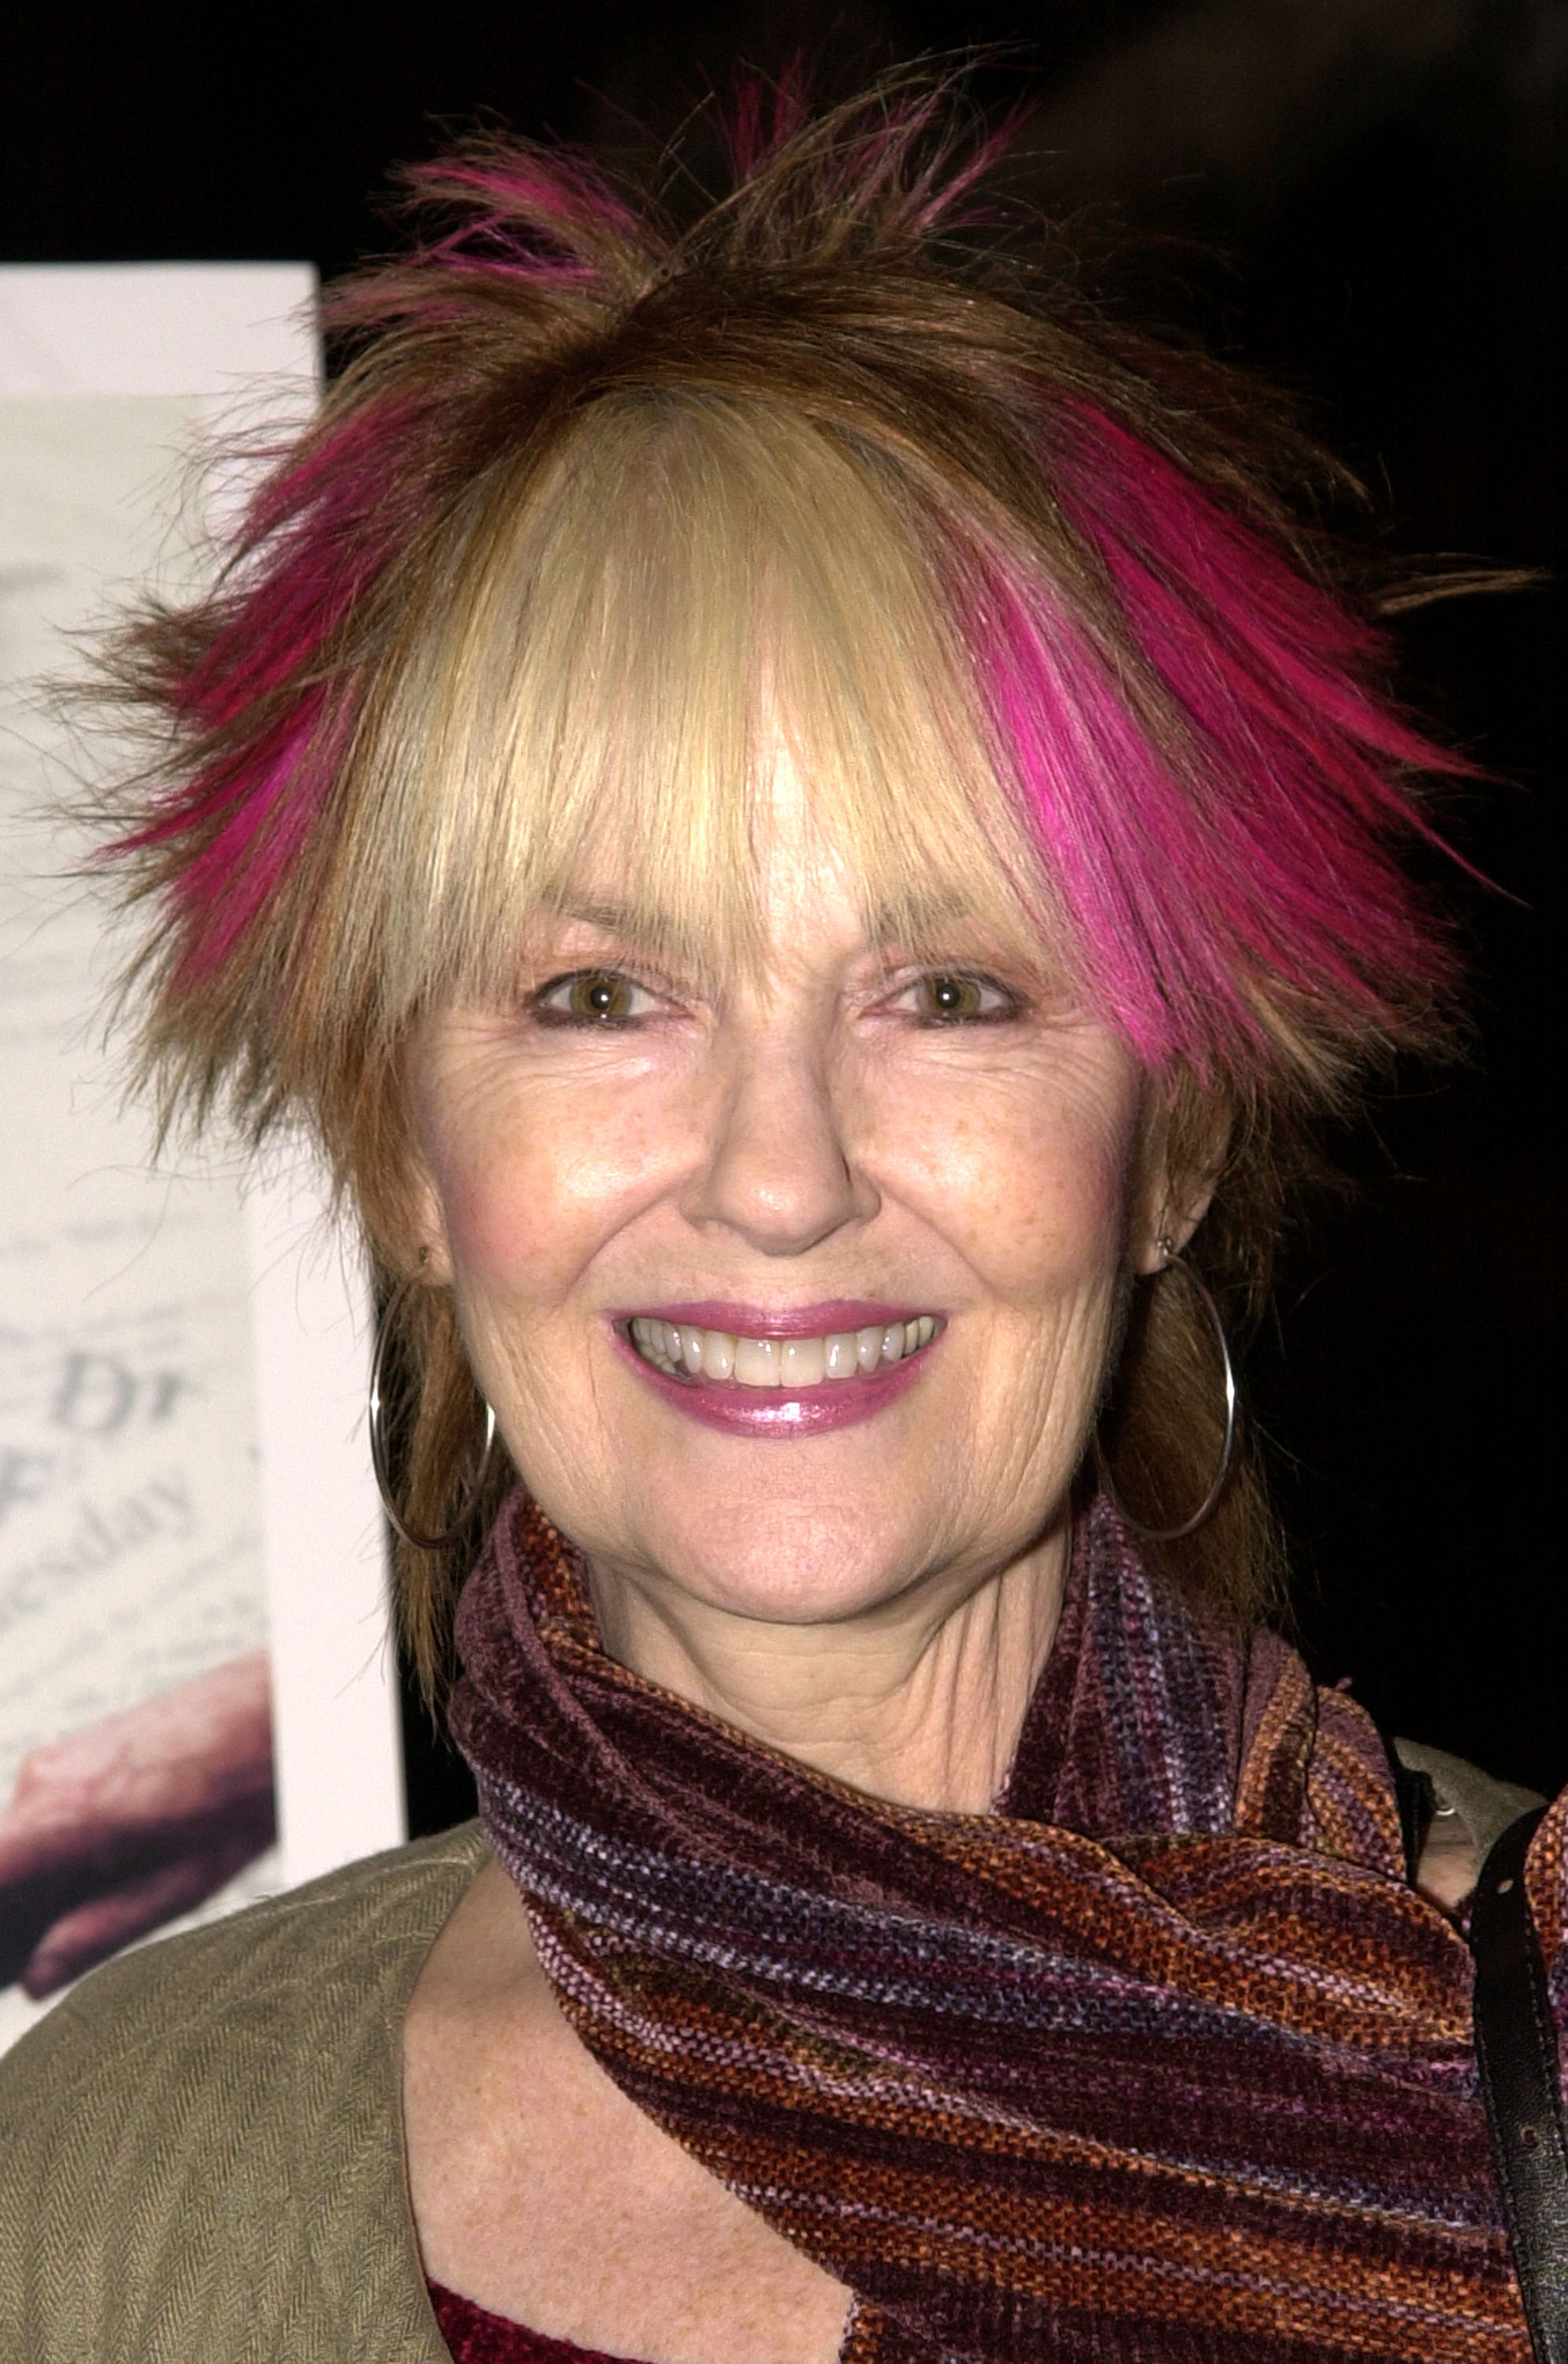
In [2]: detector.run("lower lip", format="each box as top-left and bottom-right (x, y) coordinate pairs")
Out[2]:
(611, 1329), (934, 1437)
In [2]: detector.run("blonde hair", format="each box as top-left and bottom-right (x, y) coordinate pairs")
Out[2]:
(93, 80), (1466, 1689)
(329, 392), (1066, 1052)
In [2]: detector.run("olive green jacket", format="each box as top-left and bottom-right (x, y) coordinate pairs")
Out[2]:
(0, 1755), (1540, 2362)
(0, 1822), (488, 2364)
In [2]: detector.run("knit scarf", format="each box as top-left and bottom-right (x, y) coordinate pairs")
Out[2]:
(449, 1490), (1567, 2363)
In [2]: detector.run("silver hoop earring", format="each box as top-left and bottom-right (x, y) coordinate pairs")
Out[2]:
(367, 1272), (498, 1552)
(1100, 1247), (1238, 1542)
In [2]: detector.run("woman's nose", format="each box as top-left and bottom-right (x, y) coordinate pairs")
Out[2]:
(681, 1026), (876, 1256)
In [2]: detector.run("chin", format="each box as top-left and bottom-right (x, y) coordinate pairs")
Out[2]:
(625, 1497), (935, 1626)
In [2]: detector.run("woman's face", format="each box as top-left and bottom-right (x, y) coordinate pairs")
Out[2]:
(409, 753), (1172, 1635)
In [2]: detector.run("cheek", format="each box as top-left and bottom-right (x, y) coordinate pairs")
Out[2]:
(901, 1069), (1143, 1308)
(422, 1078), (682, 1310)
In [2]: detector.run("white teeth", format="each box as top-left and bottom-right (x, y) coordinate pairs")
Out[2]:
(733, 1335), (780, 1386)
(630, 1315), (939, 1386)
(780, 1336), (827, 1387)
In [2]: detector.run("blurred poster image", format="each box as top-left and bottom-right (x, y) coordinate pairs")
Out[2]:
(0, 274), (403, 2056)
(0, 388), (283, 2049)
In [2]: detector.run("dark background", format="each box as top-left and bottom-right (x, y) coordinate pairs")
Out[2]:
(6, 1), (1561, 1822)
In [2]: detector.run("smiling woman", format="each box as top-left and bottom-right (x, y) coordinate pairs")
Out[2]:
(88, 121), (1459, 1682)
(406, 749), (1156, 1808)
(0, 70), (1562, 2364)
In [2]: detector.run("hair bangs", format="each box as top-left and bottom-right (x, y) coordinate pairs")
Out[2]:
(324, 391), (1073, 1043)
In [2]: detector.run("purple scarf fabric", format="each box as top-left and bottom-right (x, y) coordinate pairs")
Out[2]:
(449, 1490), (1567, 2362)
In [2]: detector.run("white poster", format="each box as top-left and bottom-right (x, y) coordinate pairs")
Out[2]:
(0, 270), (403, 2057)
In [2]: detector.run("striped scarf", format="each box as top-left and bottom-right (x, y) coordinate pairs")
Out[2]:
(450, 1490), (1566, 2362)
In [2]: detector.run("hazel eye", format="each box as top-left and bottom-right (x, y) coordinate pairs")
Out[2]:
(912, 972), (1013, 1023)
(537, 969), (652, 1024)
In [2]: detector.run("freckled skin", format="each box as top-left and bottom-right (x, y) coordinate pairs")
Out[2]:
(403, 753), (1215, 2358)
(408, 751), (1193, 1808)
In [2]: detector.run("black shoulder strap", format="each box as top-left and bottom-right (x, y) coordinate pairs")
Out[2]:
(1382, 1734), (1434, 1883)
(1471, 1805), (1568, 2364)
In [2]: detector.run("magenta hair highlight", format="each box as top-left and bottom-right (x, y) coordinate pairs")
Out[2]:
(99, 77), (1466, 1110)
(110, 398), (438, 980)
(957, 410), (1463, 1079)
(106, 146), (653, 988)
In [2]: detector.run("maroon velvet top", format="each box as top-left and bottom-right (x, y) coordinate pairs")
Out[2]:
(429, 2279), (657, 2364)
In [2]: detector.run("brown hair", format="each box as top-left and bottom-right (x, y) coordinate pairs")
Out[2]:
(89, 80), (1465, 1693)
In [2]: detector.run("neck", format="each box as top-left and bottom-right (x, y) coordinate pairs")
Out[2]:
(586, 1524), (1068, 1815)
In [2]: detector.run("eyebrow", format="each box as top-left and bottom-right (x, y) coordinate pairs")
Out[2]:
(551, 891), (979, 948)
(537, 888), (1014, 985)
(867, 891), (976, 939)
(542, 898), (688, 955)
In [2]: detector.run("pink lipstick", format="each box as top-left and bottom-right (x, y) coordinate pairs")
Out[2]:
(609, 1303), (942, 1438)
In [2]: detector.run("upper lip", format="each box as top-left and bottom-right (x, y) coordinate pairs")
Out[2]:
(614, 1299), (934, 1337)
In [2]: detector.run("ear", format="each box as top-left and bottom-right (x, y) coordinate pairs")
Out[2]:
(401, 1166), (456, 1288)
(389, 1027), (458, 1287)
(1128, 1087), (1231, 1277)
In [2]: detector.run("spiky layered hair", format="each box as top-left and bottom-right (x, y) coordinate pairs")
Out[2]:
(95, 79), (1464, 1674)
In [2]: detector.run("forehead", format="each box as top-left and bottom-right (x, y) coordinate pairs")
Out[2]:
(530, 739), (1041, 979)
(556, 736), (971, 900)
(359, 388), (1078, 1024)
